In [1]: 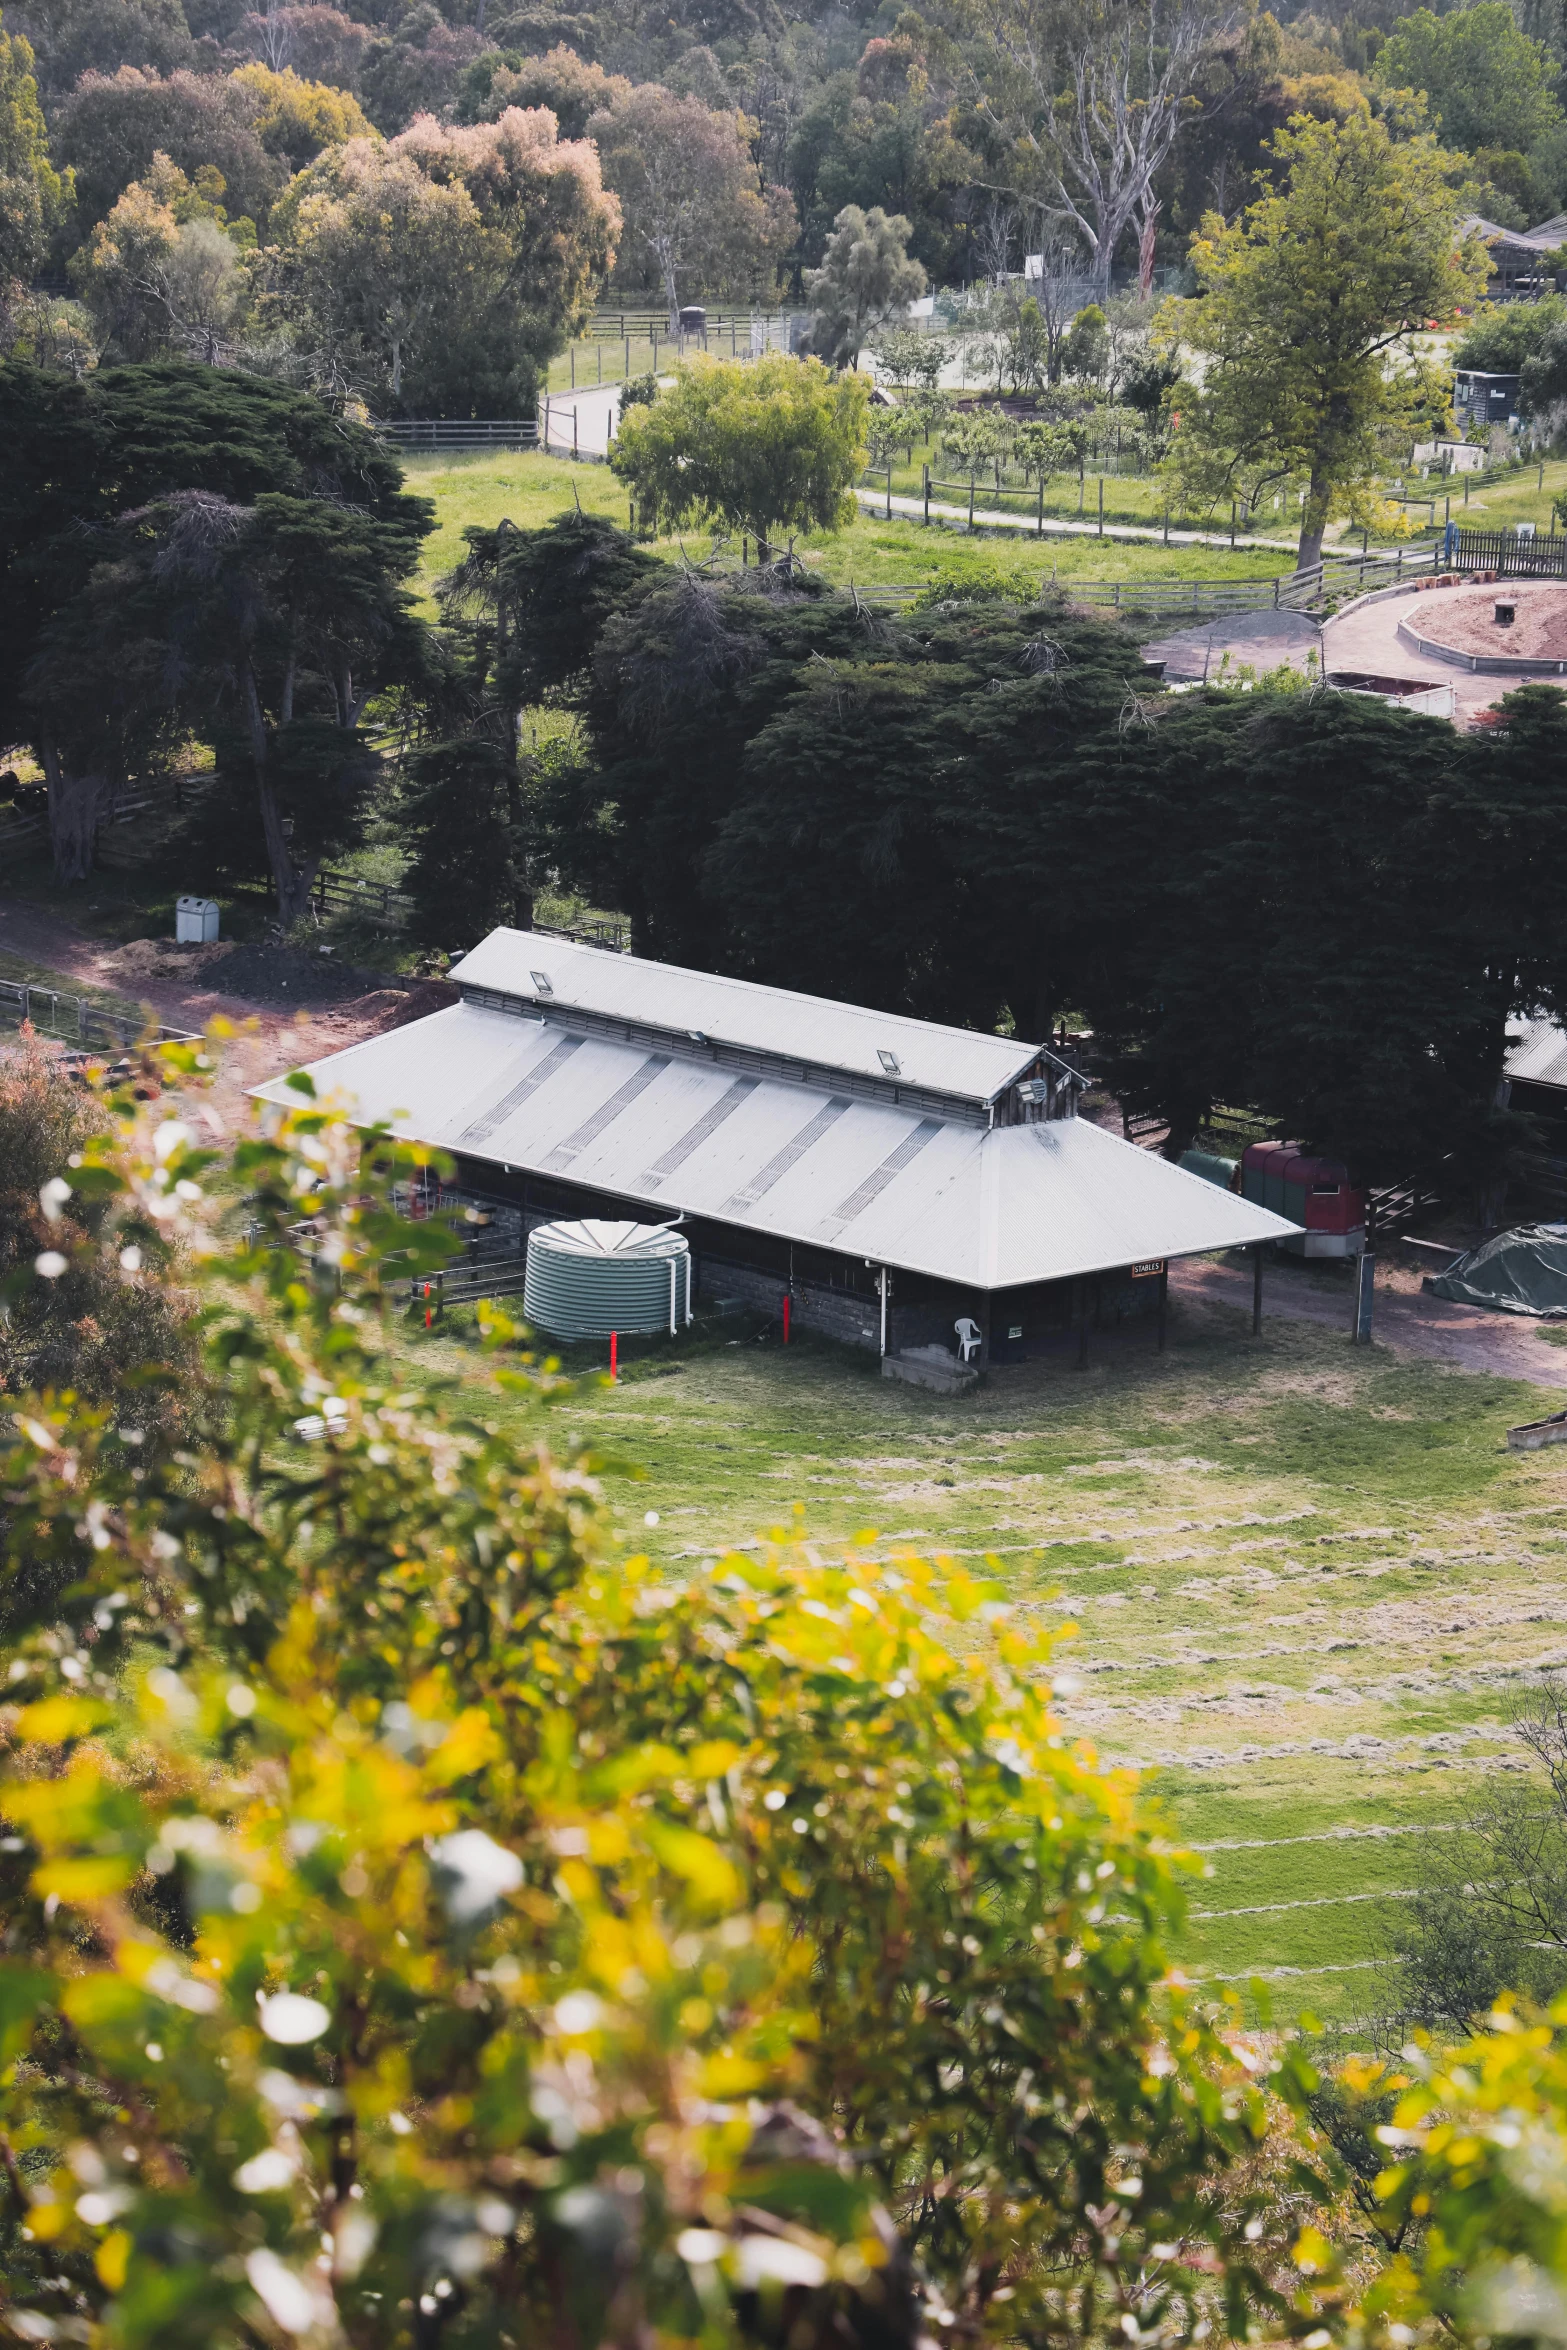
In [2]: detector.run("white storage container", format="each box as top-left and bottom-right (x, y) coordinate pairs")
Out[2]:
(175, 895), (220, 944)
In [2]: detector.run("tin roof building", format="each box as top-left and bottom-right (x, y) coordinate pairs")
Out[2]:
(257, 930), (1299, 1374)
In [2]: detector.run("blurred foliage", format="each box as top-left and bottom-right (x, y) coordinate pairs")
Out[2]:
(1351, 2000), (1567, 2347)
(0, 1041), (1346, 2346)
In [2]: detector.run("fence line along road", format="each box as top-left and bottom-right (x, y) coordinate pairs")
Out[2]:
(373, 419), (539, 453)
(1066, 545), (1441, 617)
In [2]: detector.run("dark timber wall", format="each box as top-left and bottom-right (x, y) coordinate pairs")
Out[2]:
(451, 1155), (1160, 1358)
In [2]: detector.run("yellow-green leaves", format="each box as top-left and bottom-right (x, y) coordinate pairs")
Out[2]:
(0, 1060), (1323, 2350)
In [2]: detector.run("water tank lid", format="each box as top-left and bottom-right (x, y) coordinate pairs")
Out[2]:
(532, 1218), (687, 1259)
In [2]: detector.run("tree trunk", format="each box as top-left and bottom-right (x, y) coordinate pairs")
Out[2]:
(1297, 465), (1331, 569)
(40, 738), (103, 885)
(244, 667), (315, 929)
(503, 703), (533, 932)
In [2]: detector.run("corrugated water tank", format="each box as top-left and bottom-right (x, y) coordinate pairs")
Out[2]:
(523, 1219), (692, 1339)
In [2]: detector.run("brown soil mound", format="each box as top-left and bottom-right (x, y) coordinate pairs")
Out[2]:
(101, 938), (393, 1007)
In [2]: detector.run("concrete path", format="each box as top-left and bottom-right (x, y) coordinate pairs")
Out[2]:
(855, 485), (1300, 556)
(1174, 1251), (1567, 1385)
(1320, 582), (1547, 723)
(539, 381), (623, 460)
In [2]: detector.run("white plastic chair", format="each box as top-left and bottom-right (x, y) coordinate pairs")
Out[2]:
(954, 1317), (982, 1363)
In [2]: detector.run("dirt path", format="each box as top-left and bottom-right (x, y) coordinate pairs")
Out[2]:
(1176, 1251), (1567, 1386)
(0, 896), (453, 1123)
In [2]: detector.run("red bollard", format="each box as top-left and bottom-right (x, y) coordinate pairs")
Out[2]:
(782, 1294), (791, 1345)
(610, 1330), (617, 1383)
(424, 1282), (432, 1329)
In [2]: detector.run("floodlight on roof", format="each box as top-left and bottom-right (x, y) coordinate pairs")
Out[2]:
(530, 970), (554, 995)
(877, 1049), (901, 1076)
(687, 1029), (709, 1045)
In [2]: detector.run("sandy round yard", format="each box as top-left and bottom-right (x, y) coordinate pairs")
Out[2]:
(1401, 579), (1567, 664)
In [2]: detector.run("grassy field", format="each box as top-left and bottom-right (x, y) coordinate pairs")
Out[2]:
(399, 449), (1304, 604)
(390, 1272), (1567, 2028)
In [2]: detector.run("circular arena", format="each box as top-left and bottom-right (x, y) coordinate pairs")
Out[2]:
(1394, 578), (1567, 676)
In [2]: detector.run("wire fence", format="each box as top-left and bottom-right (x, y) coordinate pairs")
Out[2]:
(0, 975), (196, 1053)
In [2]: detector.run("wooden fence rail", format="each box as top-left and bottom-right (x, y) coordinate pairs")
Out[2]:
(1451, 525), (1567, 577)
(373, 419), (539, 451)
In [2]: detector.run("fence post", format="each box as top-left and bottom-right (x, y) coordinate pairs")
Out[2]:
(1273, 574), (1279, 609)
(923, 465), (930, 526)
(968, 476), (975, 530)
(885, 467), (891, 521)
(1396, 547), (1403, 580)
(1098, 477), (1104, 537)
(1037, 480), (1044, 537)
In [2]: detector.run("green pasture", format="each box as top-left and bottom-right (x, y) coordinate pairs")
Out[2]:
(390, 1266), (1567, 2028)
(398, 448), (1306, 604)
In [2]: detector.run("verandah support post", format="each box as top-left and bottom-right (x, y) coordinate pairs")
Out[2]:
(977, 1293), (992, 1375)
(1252, 1243), (1263, 1336)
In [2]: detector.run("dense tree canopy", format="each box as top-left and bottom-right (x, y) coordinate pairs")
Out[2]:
(462, 526), (1567, 1192)
(54, 63), (282, 234)
(0, 359), (431, 891)
(0, 9), (71, 289)
(588, 81), (793, 325)
(266, 107), (618, 414)
(1374, 3), (1562, 159)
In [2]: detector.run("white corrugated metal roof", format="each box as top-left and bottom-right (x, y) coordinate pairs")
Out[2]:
(451, 929), (1038, 1103)
(1507, 1017), (1567, 1091)
(257, 1001), (1299, 1287)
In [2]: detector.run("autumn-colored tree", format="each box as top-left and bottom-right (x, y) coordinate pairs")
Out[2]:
(229, 60), (372, 171)
(458, 40), (630, 135)
(268, 108), (617, 415)
(53, 64), (281, 235)
(70, 151), (252, 361)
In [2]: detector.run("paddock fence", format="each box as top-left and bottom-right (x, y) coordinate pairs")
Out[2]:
(0, 976), (196, 1053)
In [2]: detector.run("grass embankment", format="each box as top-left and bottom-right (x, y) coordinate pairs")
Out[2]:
(391, 1273), (1567, 2027)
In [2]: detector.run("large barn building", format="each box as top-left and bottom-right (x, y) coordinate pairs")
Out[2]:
(259, 930), (1299, 1369)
